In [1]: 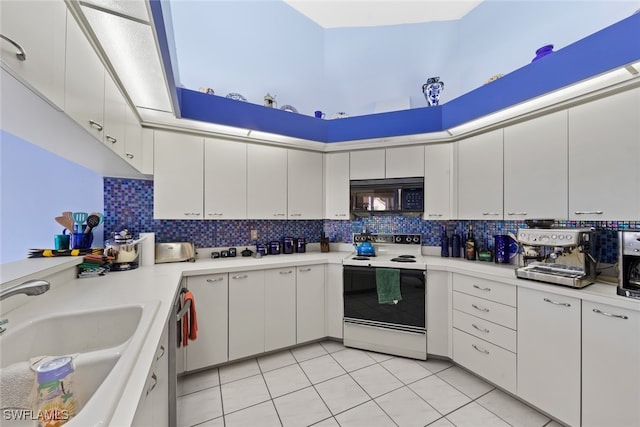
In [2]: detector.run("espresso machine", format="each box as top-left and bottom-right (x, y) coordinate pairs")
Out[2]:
(515, 228), (597, 288)
(618, 230), (640, 299)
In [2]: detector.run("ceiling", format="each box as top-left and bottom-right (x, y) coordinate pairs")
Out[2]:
(282, 0), (483, 28)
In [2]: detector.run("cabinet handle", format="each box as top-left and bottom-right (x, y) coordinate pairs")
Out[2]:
(206, 277), (224, 283)
(208, 213), (224, 216)
(472, 304), (489, 313)
(472, 323), (490, 333)
(574, 211), (603, 215)
(507, 212), (527, 216)
(472, 344), (490, 355)
(273, 213), (286, 217)
(592, 308), (628, 320)
(0, 34), (27, 61)
(146, 373), (158, 396)
(126, 153), (134, 159)
(299, 268), (312, 272)
(89, 120), (103, 131)
(156, 345), (165, 361)
(232, 274), (248, 280)
(472, 284), (491, 292)
(290, 213), (302, 217)
(482, 212), (500, 216)
(279, 270), (293, 275)
(543, 297), (571, 307)
(334, 213), (347, 217)
(105, 135), (117, 144)
(184, 212), (201, 217)
(428, 214), (443, 217)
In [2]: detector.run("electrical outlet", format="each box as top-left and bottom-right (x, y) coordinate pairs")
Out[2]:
(250, 229), (258, 240)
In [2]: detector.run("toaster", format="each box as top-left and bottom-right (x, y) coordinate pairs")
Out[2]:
(155, 242), (197, 263)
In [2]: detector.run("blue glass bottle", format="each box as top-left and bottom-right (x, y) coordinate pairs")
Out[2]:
(440, 227), (449, 257)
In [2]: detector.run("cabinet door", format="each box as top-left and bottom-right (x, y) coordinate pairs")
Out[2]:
(153, 131), (203, 219)
(325, 264), (343, 339)
(350, 149), (385, 179)
(504, 111), (568, 220)
(186, 274), (228, 370)
(288, 150), (323, 219)
(457, 129), (503, 219)
(0, 0), (66, 108)
(152, 324), (170, 427)
(264, 268), (296, 351)
(204, 138), (247, 219)
(103, 74), (126, 157)
(517, 287), (580, 427)
(297, 265), (325, 343)
(424, 143), (454, 220)
(386, 146), (424, 178)
(582, 301), (640, 427)
(569, 89), (640, 220)
(247, 144), (287, 219)
(427, 270), (452, 358)
(229, 270), (265, 360)
(123, 104), (142, 171)
(324, 152), (350, 219)
(65, 12), (105, 140)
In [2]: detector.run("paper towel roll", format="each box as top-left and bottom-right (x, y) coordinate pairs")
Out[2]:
(140, 232), (155, 266)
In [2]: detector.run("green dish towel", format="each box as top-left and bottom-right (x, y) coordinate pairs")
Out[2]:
(376, 268), (402, 304)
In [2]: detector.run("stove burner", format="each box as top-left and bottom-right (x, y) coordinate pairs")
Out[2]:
(390, 257), (417, 263)
(352, 256), (371, 261)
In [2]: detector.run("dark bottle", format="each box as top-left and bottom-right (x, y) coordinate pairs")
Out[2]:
(451, 230), (462, 258)
(440, 227), (449, 257)
(465, 224), (477, 260)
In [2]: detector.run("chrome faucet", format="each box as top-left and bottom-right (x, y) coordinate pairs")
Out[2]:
(0, 279), (50, 334)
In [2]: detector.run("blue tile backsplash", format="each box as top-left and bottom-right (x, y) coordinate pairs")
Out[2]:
(105, 178), (635, 264)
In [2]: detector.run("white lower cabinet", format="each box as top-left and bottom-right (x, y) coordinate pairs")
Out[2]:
(325, 264), (344, 339)
(185, 274), (228, 371)
(229, 270), (265, 360)
(265, 268), (296, 351)
(426, 270), (452, 358)
(582, 301), (640, 427)
(296, 264), (325, 343)
(517, 287), (580, 427)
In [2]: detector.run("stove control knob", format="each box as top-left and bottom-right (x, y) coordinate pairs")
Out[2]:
(405, 236), (412, 244)
(412, 236), (420, 244)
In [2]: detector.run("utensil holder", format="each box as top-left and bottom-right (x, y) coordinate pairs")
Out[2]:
(70, 232), (93, 250)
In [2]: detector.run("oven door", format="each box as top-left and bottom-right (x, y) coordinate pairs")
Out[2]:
(343, 266), (425, 332)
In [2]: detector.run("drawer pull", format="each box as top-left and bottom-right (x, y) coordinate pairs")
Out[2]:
(472, 344), (490, 355)
(0, 34), (27, 60)
(592, 308), (628, 320)
(290, 213), (302, 217)
(574, 210), (603, 215)
(206, 277), (224, 283)
(105, 135), (117, 144)
(507, 212), (527, 216)
(482, 212), (500, 216)
(472, 323), (490, 333)
(299, 268), (312, 272)
(472, 284), (491, 292)
(232, 275), (248, 280)
(335, 213), (347, 217)
(428, 214), (443, 217)
(472, 304), (489, 313)
(543, 297), (571, 307)
(279, 270), (293, 275)
(89, 120), (104, 131)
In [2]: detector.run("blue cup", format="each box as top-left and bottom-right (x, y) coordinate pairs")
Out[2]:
(494, 235), (518, 264)
(314, 110), (325, 119)
(70, 232), (93, 250)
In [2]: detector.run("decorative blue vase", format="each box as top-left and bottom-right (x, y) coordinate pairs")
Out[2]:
(422, 77), (444, 106)
(531, 44), (554, 62)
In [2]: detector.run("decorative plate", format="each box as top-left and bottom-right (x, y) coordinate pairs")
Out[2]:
(280, 105), (298, 113)
(225, 93), (247, 102)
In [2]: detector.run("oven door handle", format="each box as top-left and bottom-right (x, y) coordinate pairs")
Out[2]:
(344, 317), (426, 335)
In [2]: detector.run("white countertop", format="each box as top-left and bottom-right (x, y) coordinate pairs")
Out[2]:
(1, 248), (638, 426)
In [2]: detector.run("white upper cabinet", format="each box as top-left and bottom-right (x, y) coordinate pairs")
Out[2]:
(123, 104), (142, 171)
(504, 111), (568, 220)
(386, 146), (424, 178)
(204, 138), (247, 219)
(457, 129), (504, 220)
(568, 88), (640, 220)
(64, 11), (105, 140)
(153, 131), (203, 219)
(247, 144), (287, 219)
(287, 150), (323, 219)
(0, 0), (66, 109)
(324, 152), (350, 219)
(103, 74), (126, 157)
(424, 143), (454, 220)
(350, 149), (385, 179)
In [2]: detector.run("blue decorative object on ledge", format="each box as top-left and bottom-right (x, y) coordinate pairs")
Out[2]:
(422, 77), (445, 106)
(532, 44), (555, 62)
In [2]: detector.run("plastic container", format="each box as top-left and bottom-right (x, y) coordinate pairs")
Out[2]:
(35, 356), (78, 426)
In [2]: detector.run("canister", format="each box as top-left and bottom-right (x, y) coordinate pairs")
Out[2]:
(268, 241), (281, 255)
(257, 244), (267, 256)
(35, 356), (78, 426)
(283, 237), (294, 254)
(295, 237), (306, 253)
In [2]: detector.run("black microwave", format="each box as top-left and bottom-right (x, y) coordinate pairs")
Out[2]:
(350, 177), (424, 217)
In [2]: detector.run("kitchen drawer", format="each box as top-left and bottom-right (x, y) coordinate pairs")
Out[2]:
(453, 328), (516, 393)
(453, 274), (516, 307)
(453, 309), (516, 353)
(453, 291), (516, 329)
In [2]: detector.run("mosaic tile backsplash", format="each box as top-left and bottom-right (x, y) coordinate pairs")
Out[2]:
(105, 178), (636, 264)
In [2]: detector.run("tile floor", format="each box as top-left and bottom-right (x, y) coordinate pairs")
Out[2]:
(177, 341), (562, 427)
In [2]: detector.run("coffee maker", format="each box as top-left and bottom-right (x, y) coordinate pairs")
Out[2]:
(515, 228), (597, 288)
(618, 230), (640, 299)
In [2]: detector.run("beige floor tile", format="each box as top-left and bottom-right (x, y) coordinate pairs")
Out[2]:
(409, 375), (471, 415)
(437, 365), (494, 399)
(178, 368), (219, 396)
(263, 363), (312, 398)
(257, 350), (297, 373)
(273, 386), (332, 427)
(334, 401), (396, 427)
(221, 374), (271, 414)
(290, 343), (328, 362)
(381, 356), (432, 384)
(299, 354), (347, 384)
(375, 386), (441, 427)
(224, 401), (282, 427)
(477, 389), (550, 427)
(446, 401), (511, 427)
(177, 386), (223, 427)
(330, 348), (376, 372)
(314, 374), (370, 415)
(219, 358), (261, 384)
(350, 363), (403, 398)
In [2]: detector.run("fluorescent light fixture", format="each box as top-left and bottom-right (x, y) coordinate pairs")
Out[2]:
(81, 4), (173, 113)
(448, 66), (636, 136)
